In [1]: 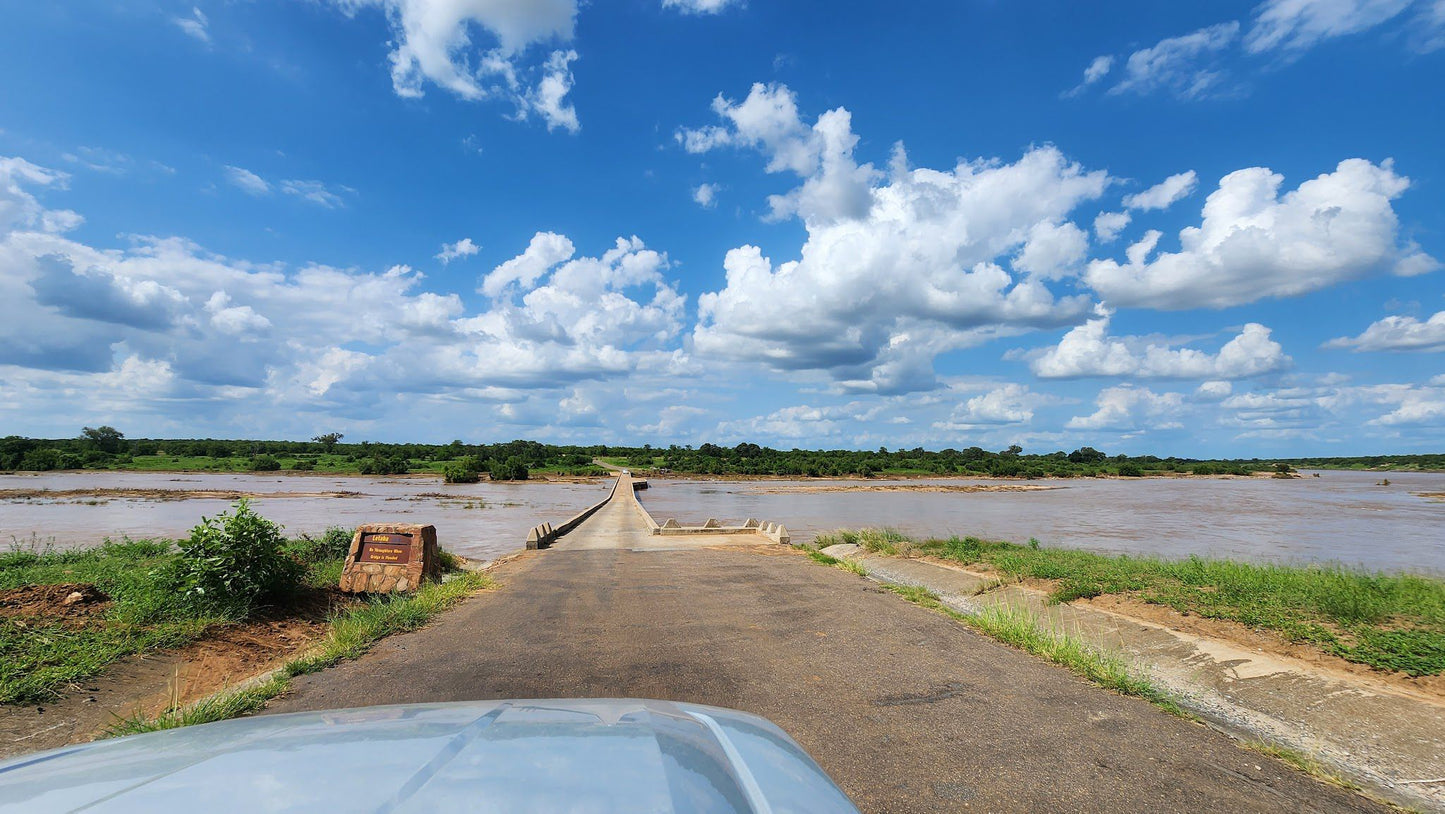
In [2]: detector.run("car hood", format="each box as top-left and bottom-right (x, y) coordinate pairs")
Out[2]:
(0, 698), (857, 813)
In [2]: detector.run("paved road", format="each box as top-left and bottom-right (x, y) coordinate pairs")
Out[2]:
(267, 542), (1380, 811)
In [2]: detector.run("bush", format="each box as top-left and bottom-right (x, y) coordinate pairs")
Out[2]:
(487, 457), (529, 481)
(443, 456), (483, 484)
(251, 455), (282, 472)
(171, 499), (301, 617)
(290, 459), (314, 471)
(359, 456), (409, 475)
(1117, 462), (1144, 477)
(289, 526), (355, 563)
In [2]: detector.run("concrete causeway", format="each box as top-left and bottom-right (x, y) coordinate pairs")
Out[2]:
(542, 474), (780, 550)
(262, 475), (1390, 813)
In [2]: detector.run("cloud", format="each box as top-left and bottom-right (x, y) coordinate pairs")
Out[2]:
(1063, 55), (1114, 97)
(1246, 0), (1414, 54)
(1123, 170), (1197, 211)
(0, 155), (690, 430)
(173, 7), (210, 43)
(1196, 380), (1233, 401)
(436, 237), (481, 264)
(1094, 211), (1131, 242)
(1110, 22), (1241, 99)
(332, 0), (580, 130)
(683, 84), (1106, 394)
(1030, 310), (1291, 379)
(527, 49), (580, 133)
(692, 182), (720, 209)
(1012, 221), (1090, 280)
(1067, 385), (1185, 431)
(1324, 310), (1445, 351)
(480, 230), (575, 297)
(279, 179), (350, 208)
(0, 158), (77, 233)
(662, 0), (742, 14)
(940, 384), (1046, 428)
(224, 165), (270, 196)
(1086, 159), (1437, 309)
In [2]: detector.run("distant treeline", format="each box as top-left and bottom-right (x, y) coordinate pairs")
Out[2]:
(2, 429), (1440, 479)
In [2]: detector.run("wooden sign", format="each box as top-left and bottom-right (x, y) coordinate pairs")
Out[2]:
(358, 532), (412, 564)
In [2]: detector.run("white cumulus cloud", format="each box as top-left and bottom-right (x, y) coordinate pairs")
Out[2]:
(332, 0), (580, 130)
(1324, 310), (1445, 351)
(1086, 159), (1437, 309)
(692, 182), (720, 209)
(1030, 310), (1291, 379)
(683, 83), (1106, 394)
(436, 237), (481, 264)
(1067, 385), (1186, 431)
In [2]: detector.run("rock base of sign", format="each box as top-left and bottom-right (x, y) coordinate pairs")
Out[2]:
(339, 523), (440, 594)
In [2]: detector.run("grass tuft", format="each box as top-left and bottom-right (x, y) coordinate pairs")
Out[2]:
(877, 583), (1180, 714)
(804, 547), (868, 577)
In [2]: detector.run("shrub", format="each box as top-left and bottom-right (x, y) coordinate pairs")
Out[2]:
(443, 457), (483, 484)
(251, 455), (282, 472)
(289, 526), (355, 563)
(1117, 462), (1144, 477)
(487, 457), (529, 481)
(290, 459), (314, 471)
(171, 499), (301, 617)
(359, 456), (409, 475)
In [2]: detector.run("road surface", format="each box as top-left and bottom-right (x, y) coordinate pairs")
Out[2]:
(266, 488), (1380, 812)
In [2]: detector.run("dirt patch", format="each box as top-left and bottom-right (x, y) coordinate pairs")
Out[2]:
(0, 587), (356, 758)
(757, 483), (1062, 494)
(0, 583), (112, 624)
(1416, 491), (1445, 501)
(0, 488), (364, 502)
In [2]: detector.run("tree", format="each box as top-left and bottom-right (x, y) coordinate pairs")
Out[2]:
(313, 432), (344, 451)
(80, 426), (125, 454)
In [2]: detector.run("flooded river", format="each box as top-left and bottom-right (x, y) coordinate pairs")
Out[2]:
(1, 470), (1441, 574)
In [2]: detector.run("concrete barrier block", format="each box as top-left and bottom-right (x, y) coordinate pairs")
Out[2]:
(743, 518), (760, 529)
(662, 518), (681, 529)
(703, 518), (721, 529)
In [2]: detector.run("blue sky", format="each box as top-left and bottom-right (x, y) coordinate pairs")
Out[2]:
(0, 0), (1442, 456)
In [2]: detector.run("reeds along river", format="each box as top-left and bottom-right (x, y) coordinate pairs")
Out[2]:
(1, 469), (1441, 575)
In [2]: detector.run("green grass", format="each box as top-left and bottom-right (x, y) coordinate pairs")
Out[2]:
(876, 583), (1179, 712)
(283, 570), (491, 676)
(1, 532), (357, 705)
(804, 547), (868, 576)
(816, 529), (1445, 677)
(105, 570), (492, 736)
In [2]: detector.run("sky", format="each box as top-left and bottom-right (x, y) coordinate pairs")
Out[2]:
(0, 0), (1442, 456)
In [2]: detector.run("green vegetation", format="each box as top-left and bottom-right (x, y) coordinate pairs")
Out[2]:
(4, 428), (1441, 479)
(817, 529), (1445, 677)
(1, 539), (216, 704)
(3, 504), (372, 704)
(874, 581), (1177, 712)
(172, 500), (301, 618)
(106, 569), (491, 736)
(804, 547), (868, 576)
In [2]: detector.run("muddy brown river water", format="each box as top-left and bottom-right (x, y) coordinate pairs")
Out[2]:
(1, 470), (1441, 574)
